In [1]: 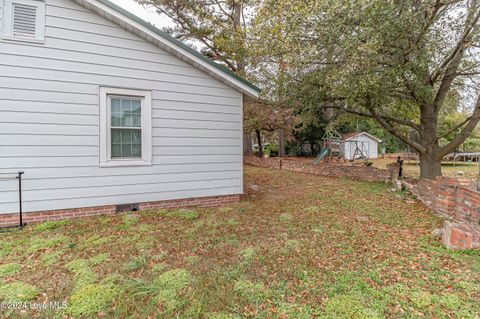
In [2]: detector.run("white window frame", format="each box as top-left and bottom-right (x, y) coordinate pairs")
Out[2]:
(99, 87), (152, 167)
(2, 0), (46, 43)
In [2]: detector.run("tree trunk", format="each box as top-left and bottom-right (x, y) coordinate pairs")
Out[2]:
(278, 129), (286, 157)
(243, 133), (253, 156)
(417, 105), (443, 180)
(419, 151), (442, 180)
(256, 130), (263, 157)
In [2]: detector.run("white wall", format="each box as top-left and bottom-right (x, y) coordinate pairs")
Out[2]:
(0, 0), (243, 213)
(0, 1), (2, 35)
(343, 134), (379, 160)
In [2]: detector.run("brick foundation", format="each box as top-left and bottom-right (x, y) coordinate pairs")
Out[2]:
(0, 194), (240, 227)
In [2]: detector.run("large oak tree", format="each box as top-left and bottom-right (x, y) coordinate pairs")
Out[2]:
(256, 0), (480, 179)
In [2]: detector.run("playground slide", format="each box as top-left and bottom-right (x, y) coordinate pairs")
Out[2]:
(313, 147), (330, 164)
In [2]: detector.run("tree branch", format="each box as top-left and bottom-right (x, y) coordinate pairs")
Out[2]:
(326, 105), (422, 132)
(437, 116), (472, 140)
(431, 2), (480, 85)
(438, 96), (480, 156)
(363, 97), (426, 153)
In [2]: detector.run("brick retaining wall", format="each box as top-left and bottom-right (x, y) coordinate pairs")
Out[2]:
(403, 177), (480, 227)
(0, 194), (240, 227)
(244, 157), (390, 182)
(401, 176), (480, 249)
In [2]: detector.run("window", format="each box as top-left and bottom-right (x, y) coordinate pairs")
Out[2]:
(100, 88), (152, 167)
(2, 0), (45, 42)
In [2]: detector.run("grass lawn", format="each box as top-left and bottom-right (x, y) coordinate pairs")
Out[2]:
(371, 156), (480, 180)
(0, 166), (479, 318)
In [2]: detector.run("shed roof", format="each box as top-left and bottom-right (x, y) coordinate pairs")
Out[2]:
(73, 0), (260, 98)
(342, 132), (382, 143)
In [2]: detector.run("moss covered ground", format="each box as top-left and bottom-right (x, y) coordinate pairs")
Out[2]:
(0, 166), (479, 318)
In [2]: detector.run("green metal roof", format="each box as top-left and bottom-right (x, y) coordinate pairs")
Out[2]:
(96, 0), (261, 94)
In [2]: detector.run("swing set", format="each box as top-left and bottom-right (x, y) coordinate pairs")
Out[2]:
(348, 140), (369, 164)
(313, 129), (371, 165)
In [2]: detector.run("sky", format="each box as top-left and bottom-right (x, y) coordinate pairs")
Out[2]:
(109, 0), (173, 29)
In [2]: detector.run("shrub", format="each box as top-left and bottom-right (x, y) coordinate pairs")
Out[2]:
(0, 263), (21, 278)
(0, 282), (39, 302)
(264, 144), (279, 157)
(285, 141), (303, 156)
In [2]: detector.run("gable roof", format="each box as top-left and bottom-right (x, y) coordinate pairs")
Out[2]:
(342, 132), (382, 143)
(73, 0), (260, 98)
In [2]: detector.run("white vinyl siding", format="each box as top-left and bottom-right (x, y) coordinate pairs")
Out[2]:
(0, 2), (3, 34)
(343, 134), (380, 160)
(0, 0), (243, 214)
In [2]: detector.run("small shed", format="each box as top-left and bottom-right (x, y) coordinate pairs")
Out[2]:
(340, 132), (382, 160)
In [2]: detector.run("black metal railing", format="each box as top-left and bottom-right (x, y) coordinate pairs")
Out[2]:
(0, 171), (25, 231)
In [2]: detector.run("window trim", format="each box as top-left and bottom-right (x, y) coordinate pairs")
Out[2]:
(99, 87), (152, 167)
(2, 0), (46, 43)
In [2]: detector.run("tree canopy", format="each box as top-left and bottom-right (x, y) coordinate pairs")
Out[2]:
(137, 0), (480, 178)
(254, 0), (480, 179)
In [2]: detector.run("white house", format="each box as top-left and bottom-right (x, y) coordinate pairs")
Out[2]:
(0, 0), (259, 224)
(340, 132), (382, 160)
